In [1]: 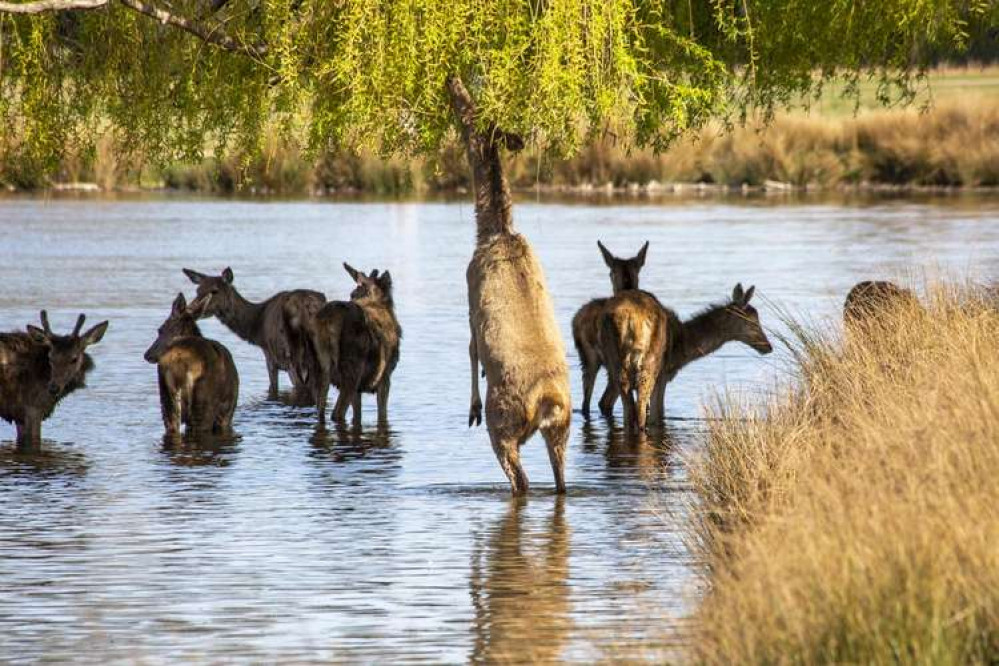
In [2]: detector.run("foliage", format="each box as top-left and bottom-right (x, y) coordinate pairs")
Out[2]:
(0, 0), (992, 181)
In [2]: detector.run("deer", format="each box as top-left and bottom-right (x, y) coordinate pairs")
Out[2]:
(0, 311), (108, 450)
(571, 240), (648, 418)
(447, 75), (571, 495)
(182, 267), (325, 400)
(843, 280), (921, 328)
(308, 264), (402, 427)
(144, 293), (239, 438)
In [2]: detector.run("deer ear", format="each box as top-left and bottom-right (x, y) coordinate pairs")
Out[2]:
(183, 268), (205, 285)
(222, 267), (234, 284)
(172, 292), (187, 316)
(187, 294), (212, 318)
(743, 285), (756, 303)
(81, 321), (108, 346)
(732, 283), (745, 304)
(597, 241), (614, 267)
(635, 241), (649, 267)
(379, 271), (393, 291)
(344, 263), (362, 283)
(26, 325), (49, 345)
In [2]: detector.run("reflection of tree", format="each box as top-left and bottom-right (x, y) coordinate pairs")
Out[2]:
(470, 497), (571, 665)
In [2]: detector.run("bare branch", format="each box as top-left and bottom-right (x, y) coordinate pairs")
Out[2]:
(118, 0), (267, 58)
(0, 0), (106, 14)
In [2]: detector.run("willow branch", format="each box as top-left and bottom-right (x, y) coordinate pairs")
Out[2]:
(0, 0), (105, 13)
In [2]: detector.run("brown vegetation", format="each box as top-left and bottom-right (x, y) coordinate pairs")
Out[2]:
(690, 281), (999, 664)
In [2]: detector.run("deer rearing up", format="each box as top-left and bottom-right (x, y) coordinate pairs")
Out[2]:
(183, 267), (325, 400)
(648, 284), (773, 423)
(309, 264), (402, 427)
(144, 293), (239, 438)
(572, 240), (648, 418)
(448, 75), (571, 495)
(0, 311), (108, 450)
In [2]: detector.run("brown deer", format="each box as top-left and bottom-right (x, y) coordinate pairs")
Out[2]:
(182, 267), (325, 400)
(843, 280), (920, 328)
(448, 75), (571, 495)
(648, 284), (773, 423)
(309, 264), (402, 427)
(571, 240), (648, 418)
(0, 311), (108, 450)
(599, 290), (670, 433)
(144, 293), (239, 438)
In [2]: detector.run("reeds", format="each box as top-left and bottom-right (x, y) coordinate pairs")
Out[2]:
(689, 282), (999, 664)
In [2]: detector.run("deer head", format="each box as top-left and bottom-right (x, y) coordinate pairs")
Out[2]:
(597, 240), (648, 294)
(26, 311), (108, 395)
(144, 293), (208, 363)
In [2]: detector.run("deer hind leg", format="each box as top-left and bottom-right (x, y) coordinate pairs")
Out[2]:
(541, 421), (569, 494)
(597, 379), (619, 418)
(352, 394), (362, 428)
(265, 353), (279, 397)
(376, 378), (391, 425)
(635, 369), (656, 433)
(580, 352), (600, 418)
(488, 428), (530, 496)
(649, 369), (668, 425)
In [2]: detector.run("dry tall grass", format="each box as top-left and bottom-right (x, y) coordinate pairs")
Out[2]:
(690, 282), (999, 665)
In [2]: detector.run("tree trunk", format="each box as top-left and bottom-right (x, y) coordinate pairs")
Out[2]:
(445, 76), (524, 244)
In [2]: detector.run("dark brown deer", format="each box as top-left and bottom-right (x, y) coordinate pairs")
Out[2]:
(183, 267), (325, 399)
(0, 311), (108, 449)
(309, 264), (402, 427)
(448, 75), (571, 495)
(144, 293), (239, 438)
(648, 284), (773, 423)
(571, 240), (648, 418)
(599, 290), (670, 433)
(843, 280), (920, 328)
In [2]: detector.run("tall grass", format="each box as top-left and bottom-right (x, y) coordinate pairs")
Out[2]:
(689, 283), (999, 664)
(3, 101), (999, 192)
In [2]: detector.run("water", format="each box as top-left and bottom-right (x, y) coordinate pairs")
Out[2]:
(1, 194), (998, 663)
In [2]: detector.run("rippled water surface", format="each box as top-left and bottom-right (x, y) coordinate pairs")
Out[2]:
(2, 194), (999, 663)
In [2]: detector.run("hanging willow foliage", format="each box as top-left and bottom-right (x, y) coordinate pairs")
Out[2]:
(0, 0), (992, 177)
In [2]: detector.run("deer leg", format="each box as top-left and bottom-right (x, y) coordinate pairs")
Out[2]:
(636, 370), (655, 433)
(314, 365), (330, 427)
(580, 354), (599, 418)
(18, 414), (42, 451)
(352, 394), (362, 428)
(265, 353), (279, 397)
(468, 326), (483, 427)
(488, 428), (529, 495)
(376, 378), (391, 425)
(649, 371), (667, 424)
(597, 379), (619, 418)
(541, 421), (569, 494)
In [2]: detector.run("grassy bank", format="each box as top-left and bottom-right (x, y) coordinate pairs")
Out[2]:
(4, 81), (999, 194)
(689, 283), (999, 664)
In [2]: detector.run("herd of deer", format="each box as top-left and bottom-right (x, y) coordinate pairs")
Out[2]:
(0, 231), (911, 495)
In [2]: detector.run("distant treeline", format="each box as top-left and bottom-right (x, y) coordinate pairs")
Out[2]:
(3, 102), (998, 194)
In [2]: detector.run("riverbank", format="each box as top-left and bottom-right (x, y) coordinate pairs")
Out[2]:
(689, 282), (999, 664)
(4, 98), (999, 196)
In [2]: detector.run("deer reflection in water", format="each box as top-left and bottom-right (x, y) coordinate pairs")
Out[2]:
(580, 419), (678, 485)
(159, 430), (240, 468)
(470, 497), (571, 664)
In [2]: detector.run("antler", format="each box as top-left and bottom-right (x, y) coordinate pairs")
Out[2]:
(39, 310), (52, 334)
(72, 314), (86, 337)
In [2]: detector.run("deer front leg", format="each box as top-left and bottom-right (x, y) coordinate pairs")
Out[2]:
(17, 413), (41, 451)
(468, 328), (483, 427)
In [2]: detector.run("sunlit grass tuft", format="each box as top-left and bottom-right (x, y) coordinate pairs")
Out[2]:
(690, 280), (999, 665)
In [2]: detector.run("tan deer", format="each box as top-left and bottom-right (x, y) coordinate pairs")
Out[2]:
(599, 290), (670, 433)
(571, 240), (648, 418)
(448, 75), (571, 495)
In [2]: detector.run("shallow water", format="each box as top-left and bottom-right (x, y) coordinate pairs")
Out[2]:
(1, 195), (998, 663)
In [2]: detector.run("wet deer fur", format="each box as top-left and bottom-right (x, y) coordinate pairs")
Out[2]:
(145, 293), (239, 437)
(0, 311), (108, 449)
(183, 267), (325, 399)
(309, 264), (402, 427)
(571, 240), (648, 418)
(843, 280), (921, 327)
(449, 74), (571, 495)
(601, 284), (773, 431)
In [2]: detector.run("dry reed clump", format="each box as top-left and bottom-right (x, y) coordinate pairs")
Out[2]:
(690, 283), (999, 665)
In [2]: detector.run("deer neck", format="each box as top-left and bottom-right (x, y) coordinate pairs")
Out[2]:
(217, 288), (265, 344)
(469, 136), (514, 245)
(672, 306), (733, 372)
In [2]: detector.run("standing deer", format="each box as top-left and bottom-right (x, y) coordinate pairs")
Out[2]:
(182, 267), (325, 399)
(309, 264), (402, 427)
(571, 240), (648, 418)
(0, 311), (108, 449)
(448, 75), (571, 495)
(648, 284), (773, 423)
(843, 280), (920, 328)
(144, 293), (239, 438)
(599, 290), (670, 433)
